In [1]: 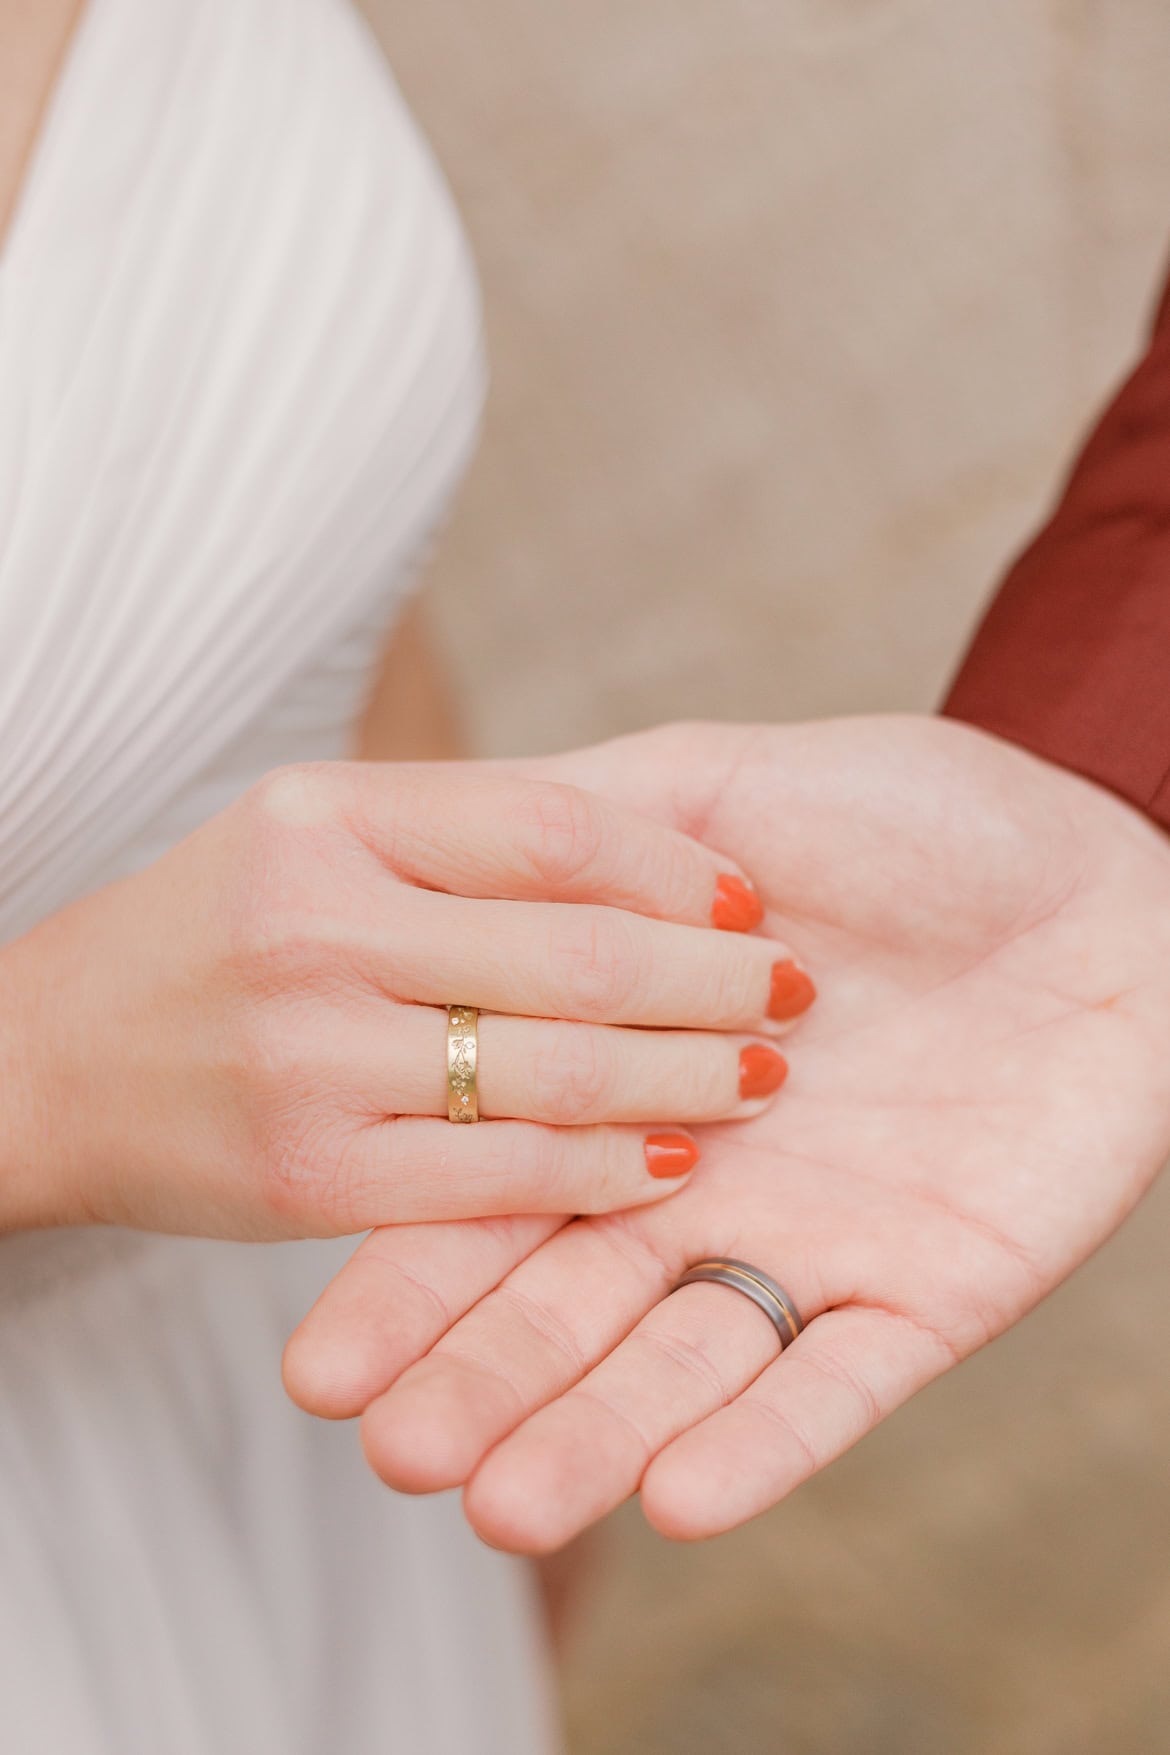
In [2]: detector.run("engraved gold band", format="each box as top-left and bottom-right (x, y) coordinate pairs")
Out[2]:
(447, 1005), (479, 1123)
(674, 1258), (804, 1349)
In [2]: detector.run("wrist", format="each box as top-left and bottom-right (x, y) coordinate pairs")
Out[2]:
(0, 924), (79, 1232)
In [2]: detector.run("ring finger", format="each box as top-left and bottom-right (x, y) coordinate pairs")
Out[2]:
(375, 1007), (791, 1126)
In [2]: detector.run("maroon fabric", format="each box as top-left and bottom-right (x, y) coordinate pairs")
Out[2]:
(943, 266), (1170, 828)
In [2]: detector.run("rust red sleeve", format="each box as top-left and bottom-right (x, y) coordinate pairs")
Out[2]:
(943, 265), (1170, 829)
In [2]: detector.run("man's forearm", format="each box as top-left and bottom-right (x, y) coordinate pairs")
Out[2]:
(944, 257), (1170, 830)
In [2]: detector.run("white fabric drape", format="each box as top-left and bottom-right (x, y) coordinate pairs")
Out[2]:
(0, 1), (556, 1748)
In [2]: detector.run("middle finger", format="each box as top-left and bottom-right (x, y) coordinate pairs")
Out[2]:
(371, 889), (815, 1031)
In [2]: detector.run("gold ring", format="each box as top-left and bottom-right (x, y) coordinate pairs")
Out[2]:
(447, 1005), (479, 1123)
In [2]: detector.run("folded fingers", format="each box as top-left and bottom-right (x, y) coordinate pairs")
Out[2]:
(282, 1214), (561, 1419)
(462, 1301), (949, 1552)
(638, 1307), (948, 1541)
(358, 1212), (688, 1495)
(357, 1212), (831, 1533)
(299, 1180), (927, 1554)
(462, 1257), (831, 1553)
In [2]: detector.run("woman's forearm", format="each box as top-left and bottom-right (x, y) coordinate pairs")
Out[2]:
(0, 925), (67, 1232)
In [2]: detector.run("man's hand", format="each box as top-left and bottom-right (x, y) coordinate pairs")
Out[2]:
(284, 717), (1170, 1548)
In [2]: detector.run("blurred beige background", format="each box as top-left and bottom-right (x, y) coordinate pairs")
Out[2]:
(361, 3), (1170, 1749)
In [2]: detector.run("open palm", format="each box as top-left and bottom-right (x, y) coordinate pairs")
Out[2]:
(285, 716), (1170, 1547)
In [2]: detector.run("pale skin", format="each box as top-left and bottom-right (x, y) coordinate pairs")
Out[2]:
(2, 727), (803, 1233)
(285, 717), (1170, 1547)
(8, 0), (1170, 1570)
(0, 17), (747, 1656)
(0, 14), (805, 1239)
(357, 603), (608, 1636)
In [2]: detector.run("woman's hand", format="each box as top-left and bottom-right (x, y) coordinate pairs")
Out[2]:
(284, 718), (1170, 1545)
(0, 760), (809, 1238)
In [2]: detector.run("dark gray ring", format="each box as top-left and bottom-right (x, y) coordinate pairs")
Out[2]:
(675, 1258), (805, 1349)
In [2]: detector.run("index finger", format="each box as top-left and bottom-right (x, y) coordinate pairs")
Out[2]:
(340, 766), (765, 932)
(282, 1213), (560, 1420)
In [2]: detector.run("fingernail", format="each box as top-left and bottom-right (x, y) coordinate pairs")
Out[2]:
(712, 874), (764, 933)
(768, 960), (817, 1022)
(645, 1132), (701, 1180)
(738, 1043), (789, 1100)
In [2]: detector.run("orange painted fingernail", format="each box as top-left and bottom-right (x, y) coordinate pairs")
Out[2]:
(768, 960), (817, 1022)
(738, 1043), (789, 1100)
(712, 874), (764, 933)
(644, 1132), (701, 1179)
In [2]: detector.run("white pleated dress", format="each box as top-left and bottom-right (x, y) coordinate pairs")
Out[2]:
(0, 1), (558, 1749)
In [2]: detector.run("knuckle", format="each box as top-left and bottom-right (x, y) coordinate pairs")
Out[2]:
(257, 1105), (334, 1225)
(223, 905), (353, 1008)
(514, 783), (608, 890)
(251, 1063), (332, 1218)
(244, 914), (316, 988)
(223, 766), (358, 992)
(572, 1386), (654, 1462)
(636, 837), (693, 917)
(749, 1395), (820, 1473)
(229, 1011), (360, 1231)
(494, 1284), (590, 1376)
(247, 762), (344, 831)
(255, 1087), (363, 1232)
(550, 909), (644, 1019)
(566, 1127), (633, 1213)
(801, 1348), (881, 1431)
(593, 1208), (680, 1283)
(641, 1327), (733, 1405)
(679, 1037), (732, 1116)
(528, 1025), (617, 1125)
(528, 1127), (584, 1208)
(706, 942), (761, 1025)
